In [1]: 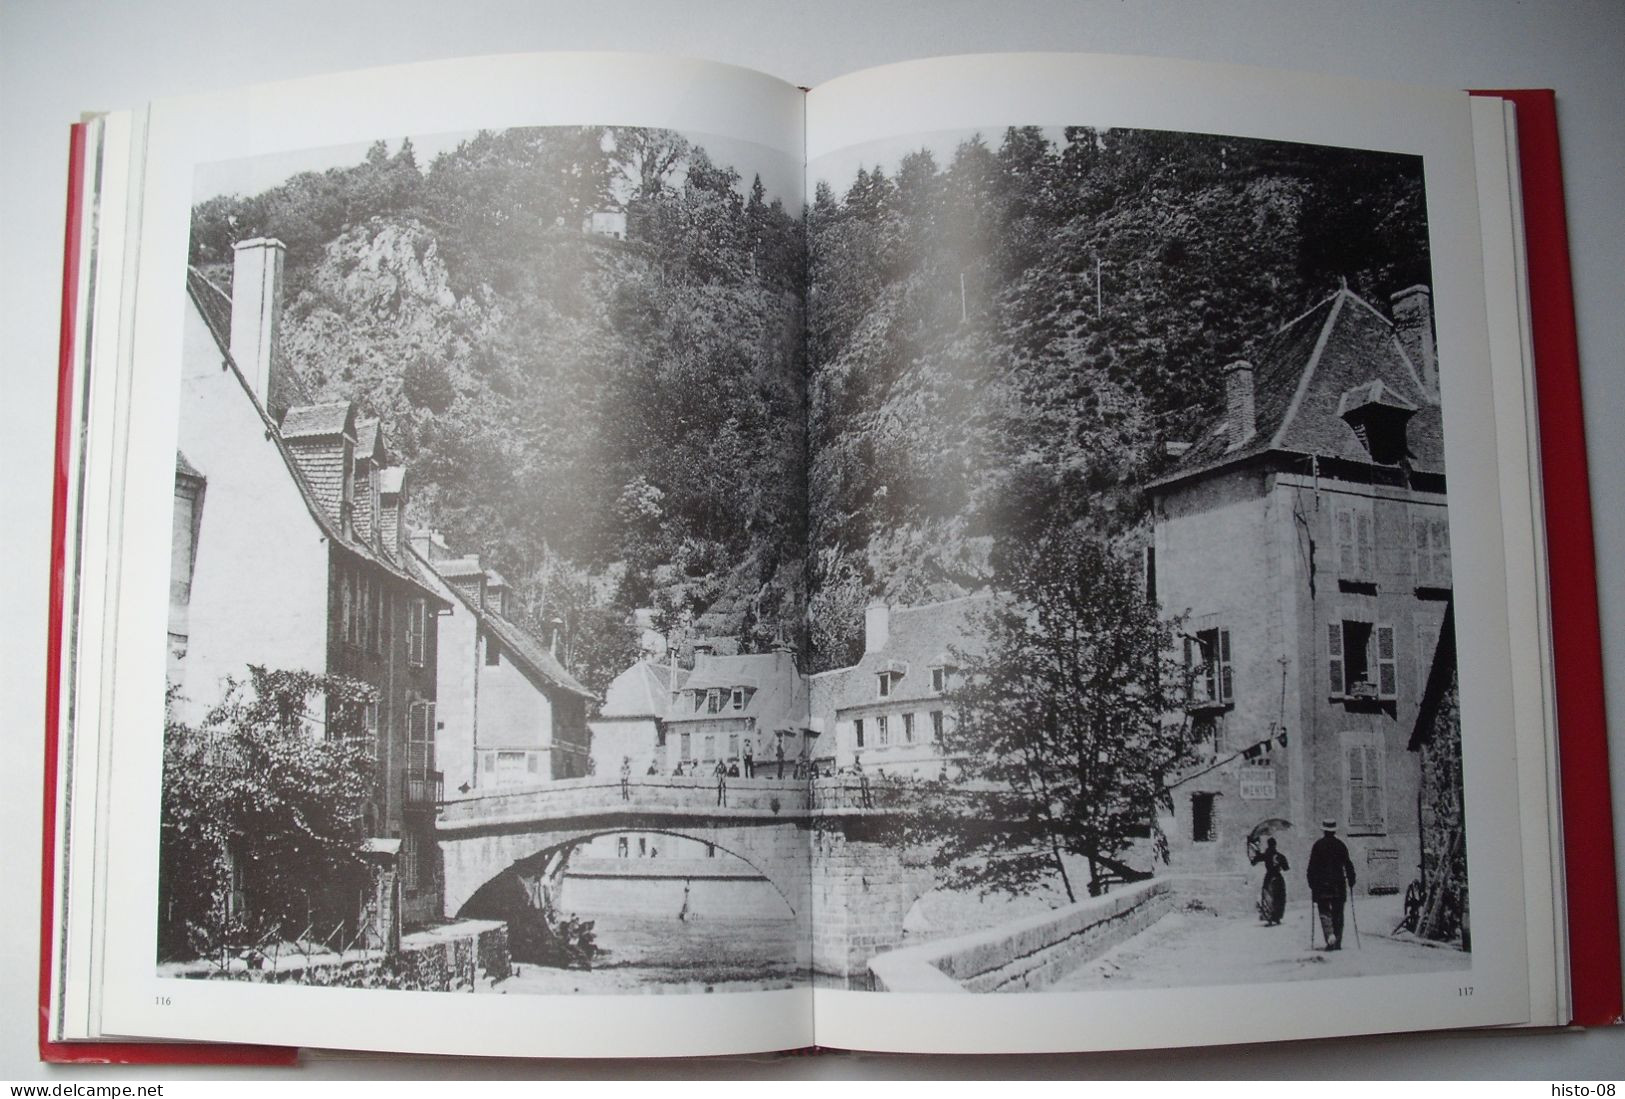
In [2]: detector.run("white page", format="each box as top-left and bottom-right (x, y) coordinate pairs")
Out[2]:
(94, 51), (815, 1059)
(806, 52), (1535, 1054)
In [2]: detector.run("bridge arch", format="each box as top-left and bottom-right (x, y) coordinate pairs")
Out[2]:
(455, 826), (803, 924)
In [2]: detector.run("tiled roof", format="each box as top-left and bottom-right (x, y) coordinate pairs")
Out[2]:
(407, 539), (595, 701)
(1150, 288), (1444, 491)
(281, 402), (355, 440)
(483, 610), (596, 700)
(810, 593), (995, 718)
(183, 271), (444, 605)
(600, 659), (689, 719)
(665, 651), (808, 731)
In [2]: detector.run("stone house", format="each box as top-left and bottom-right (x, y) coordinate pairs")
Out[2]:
(662, 645), (812, 775)
(170, 237), (450, 927)
(409, 531), (595, 796)
(1148, 284), (1452, 896)
(588, 656), (689, 778)
(809, 595), (992, 778)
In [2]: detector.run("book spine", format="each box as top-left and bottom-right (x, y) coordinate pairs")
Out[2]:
(1472, 87), (1623, 1028)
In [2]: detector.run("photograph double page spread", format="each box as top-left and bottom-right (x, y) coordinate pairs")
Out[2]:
(53, 51), (1575, 1057)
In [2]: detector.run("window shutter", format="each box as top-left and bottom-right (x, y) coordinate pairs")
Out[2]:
(1327, 622), (1345, 696)
(1336, 506), (1356, 577)
(1375, 623), (1398, 699)
(855, 718), (865, 748)
(1218, 628), (1234, 703)
(1346, 745), (1367, 828)
(1356, 509), (1374, 580)
(1364, 745), (1385, 831)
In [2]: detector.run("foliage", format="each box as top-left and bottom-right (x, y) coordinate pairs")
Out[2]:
(807, 125), (1430, 663)
(918, 526), (1192, 901)
(158, 667), (379, 961)
(190, 126), (808, 690)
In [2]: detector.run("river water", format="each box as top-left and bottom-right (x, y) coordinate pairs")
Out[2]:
(493, 913), (809, 995)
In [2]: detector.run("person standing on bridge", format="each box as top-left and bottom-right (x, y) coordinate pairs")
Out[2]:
(1307, 819), (1357, 949)
(743, 738), (755, 778)
(620, 756), (632, 801)
(714, 758), (728, 807)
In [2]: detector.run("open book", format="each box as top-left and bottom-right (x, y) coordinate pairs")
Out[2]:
(44, 50), (1620, 1061)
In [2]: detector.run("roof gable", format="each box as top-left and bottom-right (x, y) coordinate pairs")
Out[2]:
(1152, 287), (1445, 490)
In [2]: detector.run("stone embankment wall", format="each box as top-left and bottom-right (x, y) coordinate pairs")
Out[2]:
(867, 880), (1171, 993)
(160, 919), (511, 991)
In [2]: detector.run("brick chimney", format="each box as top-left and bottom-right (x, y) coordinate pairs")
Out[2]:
(378, 467), (406, 558)
(229, 238), (289, 419)
(1391, 285), (1438, 402)
(864, 601), (890, 655)
(1222, 360), (1256, 450)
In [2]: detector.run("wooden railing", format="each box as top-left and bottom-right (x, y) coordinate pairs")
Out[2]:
(403, 770), (442, 810)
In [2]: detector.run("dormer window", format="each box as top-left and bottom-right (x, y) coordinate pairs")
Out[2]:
(877, 673), (891, 698)
(877, 660), (907, 699)
(1336, 380), (1417, 465)
(707, 688), (721, 714)
(730, 687), (745, 709)
(930, 666), (945, 693)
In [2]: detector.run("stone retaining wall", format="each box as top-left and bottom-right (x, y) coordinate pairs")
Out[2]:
(867, 879), (1171, 993)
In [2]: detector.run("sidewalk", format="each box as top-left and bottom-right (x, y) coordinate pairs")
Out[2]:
(1048, 885), (1468, 991)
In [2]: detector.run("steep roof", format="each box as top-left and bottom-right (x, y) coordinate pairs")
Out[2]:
(599, 659), (690, 720)
(1150, 288), (1444, 492)
(810, 593), (994, 718)
(184, 269), (444, 603)
(407, 539), (595, 701)
(665, 651), (809, 732)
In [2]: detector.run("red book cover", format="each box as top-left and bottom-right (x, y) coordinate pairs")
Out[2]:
(1470, 88), (1623, 1027)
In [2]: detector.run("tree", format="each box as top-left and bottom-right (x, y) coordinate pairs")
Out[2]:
(922, 526), (1191, 901)
(158, 668), (379, 961)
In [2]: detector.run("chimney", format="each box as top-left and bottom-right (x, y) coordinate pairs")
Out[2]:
(484, 571), (507, 616)
(229, 238), (287, 418)
(378, 468), (406, 558)
(408, 528), (448, 564)
(864, 601), (890, 655)
(1391, 285), (1438, 402)
(1222, 360), (1255, 450)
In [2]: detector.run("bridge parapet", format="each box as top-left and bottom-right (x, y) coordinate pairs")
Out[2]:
(438, 775), (814, 830)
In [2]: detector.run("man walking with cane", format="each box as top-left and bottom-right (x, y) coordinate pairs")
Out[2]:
(1306, 819), (1357, 950)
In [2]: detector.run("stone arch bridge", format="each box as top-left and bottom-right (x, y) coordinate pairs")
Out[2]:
(436, 776), (936, 980)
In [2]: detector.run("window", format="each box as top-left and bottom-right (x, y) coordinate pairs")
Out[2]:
(728, 733), (740, 759)
(1184, 627), (1233, 707)
(1191, 792), (1217, 843)
(707, 689), (721, 714)
(877, 715), (890, 746)
(617, 836), (630, 858)
(340, 572), (354, 645)
(703, 735), (716, 761)
(680, 732), (692, 761)
(638, 837), (647, 857)
(1345, 740), (1387, 833)
(485, 634), (501, 666)
(730, 687), (745, 709)
(359, 575), (371, 651)
(1329, 620), (1397, 701)
(854, 718), (865, 749)
(1413, 511), (1452, 588)
(1334, 499), (1376, 584)
(407, 598), (427, 667)
(902, 713), (915, 744)
(407, 700), (435, 779)
(372, 582), (385, 654)
(877, 673), (891, 698)
(930, 711), (944, 744)
(930, 666), (945, 693)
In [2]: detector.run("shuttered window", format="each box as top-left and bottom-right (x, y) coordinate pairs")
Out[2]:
(1335, 499), (1376, 583)
(1375, 623), (1398, 700)
(1185, 627), (1233, 706)
(1413, 512), (1452, 588)
(1346, 743), (1386, 833)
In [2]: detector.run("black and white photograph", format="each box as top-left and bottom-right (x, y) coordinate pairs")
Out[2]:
(158, 116), (1467, 999)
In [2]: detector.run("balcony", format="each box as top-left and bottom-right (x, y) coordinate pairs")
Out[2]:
(403, 770), (443, 811)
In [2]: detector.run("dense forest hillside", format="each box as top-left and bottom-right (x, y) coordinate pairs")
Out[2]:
(190, 129), (808, 697)
(806, 126), (1430, 669)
